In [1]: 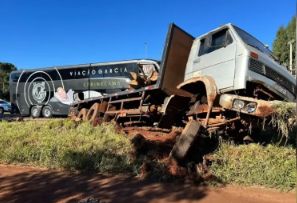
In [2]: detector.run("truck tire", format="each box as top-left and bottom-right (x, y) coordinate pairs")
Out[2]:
(31, 106), (41, 118)
(86, 103), (100, 122)
(170, 120), (201, 164)
(77, 108), (88, 121)
(42, 106), (53, 118)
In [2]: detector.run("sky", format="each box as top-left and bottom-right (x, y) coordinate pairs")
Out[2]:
(0, 0), (295, 69)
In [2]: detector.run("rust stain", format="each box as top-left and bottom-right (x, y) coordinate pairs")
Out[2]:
(254, 102), (274, 117)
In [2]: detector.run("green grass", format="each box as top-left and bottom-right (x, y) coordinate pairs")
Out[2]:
(210, 143), (296, 191)
(271, 102), (297, 145)
(0, 120), (134, 173)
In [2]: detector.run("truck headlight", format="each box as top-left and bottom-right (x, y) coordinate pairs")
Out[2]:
(233, 99), (245, 109)
(245, 102), (257, 113)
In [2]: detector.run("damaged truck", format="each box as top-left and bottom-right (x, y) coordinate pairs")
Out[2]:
(69, 23), (296, 163)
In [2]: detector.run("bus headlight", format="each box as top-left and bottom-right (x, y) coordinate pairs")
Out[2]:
(245, 102), (257, 113)
(233, 99), (245, 109)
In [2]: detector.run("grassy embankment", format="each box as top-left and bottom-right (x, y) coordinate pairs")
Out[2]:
(0, 120), (134, 173)
(0, 105), (295, 191)
(210, 143), (295, 191)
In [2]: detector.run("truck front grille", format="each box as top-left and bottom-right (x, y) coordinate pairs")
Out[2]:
(249, 58), (264, 74)
(249, 58), (295, 95)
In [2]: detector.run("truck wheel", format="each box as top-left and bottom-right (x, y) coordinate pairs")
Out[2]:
(31, 106), (41, 118)
(170, 120), (201, 164)
(77, 108), (88, 121)
(42, 106), (53, 118)
(86, 103), (100, 122)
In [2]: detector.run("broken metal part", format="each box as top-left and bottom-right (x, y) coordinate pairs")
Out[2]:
(187, 103), (223, 116)
(207, 117), (240, 128)
(253, 86), (274, 100)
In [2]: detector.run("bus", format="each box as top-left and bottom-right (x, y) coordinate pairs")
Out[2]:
(9, 59), (160, 117)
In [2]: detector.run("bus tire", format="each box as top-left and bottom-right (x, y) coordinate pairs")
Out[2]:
(86, 103), (100, 122)
(77, 108), (88, 121)
(31, 106), (41, 118)
(42, 105), (53, 118)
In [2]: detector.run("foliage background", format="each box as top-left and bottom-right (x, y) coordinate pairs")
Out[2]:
(0, 62), (16, 100)
(272, 17), (296, 72)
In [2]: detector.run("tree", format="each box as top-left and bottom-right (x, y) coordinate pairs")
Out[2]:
(0, 62), (17, 100)
(273, 17), (296, 71)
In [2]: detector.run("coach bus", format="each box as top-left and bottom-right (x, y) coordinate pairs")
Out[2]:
(9, 59), (160, 118)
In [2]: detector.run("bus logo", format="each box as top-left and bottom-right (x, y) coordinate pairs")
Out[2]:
(32, 82), (47, 103)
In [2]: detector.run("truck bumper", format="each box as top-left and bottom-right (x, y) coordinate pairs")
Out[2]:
(219, 94), (276, 117)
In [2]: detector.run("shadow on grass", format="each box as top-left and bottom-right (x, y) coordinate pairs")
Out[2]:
(253, 126), (297, 148)
(60, 150), (132, 173)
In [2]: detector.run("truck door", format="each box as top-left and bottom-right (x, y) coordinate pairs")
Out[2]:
(192, 28), (236, 90)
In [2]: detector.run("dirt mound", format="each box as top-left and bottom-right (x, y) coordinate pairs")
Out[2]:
(124, 127), (217, 182)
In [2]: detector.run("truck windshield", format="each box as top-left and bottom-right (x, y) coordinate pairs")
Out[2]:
(233, 25), (275, 58)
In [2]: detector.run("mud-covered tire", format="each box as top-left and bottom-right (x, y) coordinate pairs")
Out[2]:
(42, 105), (53, 118)
(31, 106), (41, 118)
(170, 120), (201, 164)
(77, 108), (88, 121)
(86, 103), (100, 122)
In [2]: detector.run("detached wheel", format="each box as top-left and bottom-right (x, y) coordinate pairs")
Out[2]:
(42, 106), (53, 118)
(170, 120), (201, 164)
(31, 106), (41, 118)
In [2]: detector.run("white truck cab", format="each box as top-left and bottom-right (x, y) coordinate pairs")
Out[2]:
(185, 23), (296, 102)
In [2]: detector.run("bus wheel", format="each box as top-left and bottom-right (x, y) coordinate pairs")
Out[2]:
(42, 106), (53, 118)
(77, 108), (88, 121)
(31, 106), (41, 118)
(86, 103), (100, 123)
